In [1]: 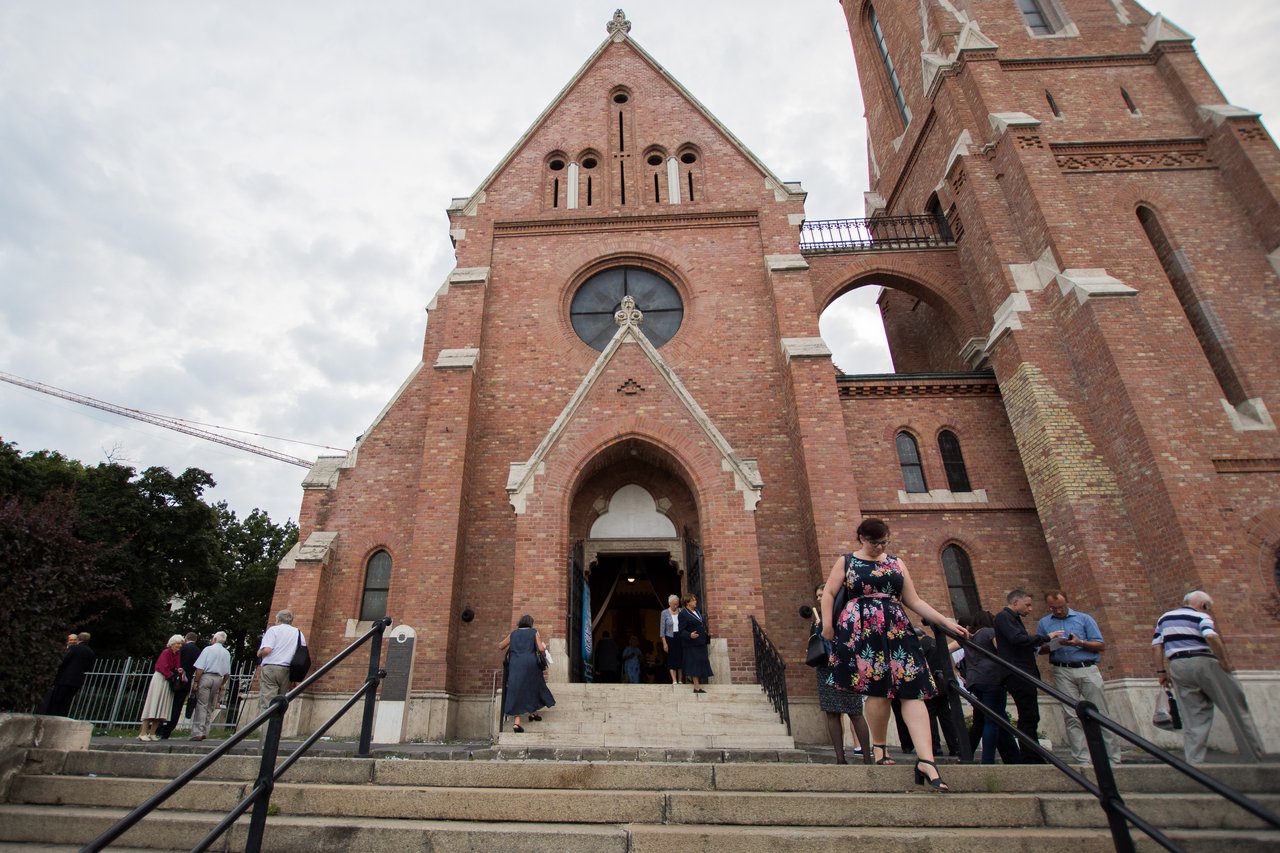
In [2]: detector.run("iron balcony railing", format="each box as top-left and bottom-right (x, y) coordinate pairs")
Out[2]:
(799, 215), (955, 254)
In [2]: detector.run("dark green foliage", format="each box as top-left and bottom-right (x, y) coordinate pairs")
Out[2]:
(0, 441), (295, 710)
(175, 504), (297, 662)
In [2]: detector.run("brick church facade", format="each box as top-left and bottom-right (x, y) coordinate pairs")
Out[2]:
(269, 2), (1280, 747)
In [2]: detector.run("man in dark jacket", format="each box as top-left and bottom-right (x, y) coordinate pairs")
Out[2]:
(994, 590), (1063, 763)
(38, 632), (96, 717)
(156, 632), (202, 739)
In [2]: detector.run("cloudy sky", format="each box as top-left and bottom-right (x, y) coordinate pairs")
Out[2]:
(1, 1), (1275, 526)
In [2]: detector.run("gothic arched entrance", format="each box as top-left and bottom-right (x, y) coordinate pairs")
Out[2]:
(567, 441), (701, 683)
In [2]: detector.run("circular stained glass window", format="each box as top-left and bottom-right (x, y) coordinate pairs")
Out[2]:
(569, 266), (683, 350)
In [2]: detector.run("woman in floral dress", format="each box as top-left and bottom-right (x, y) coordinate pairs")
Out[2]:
(821, 518), (967, 791)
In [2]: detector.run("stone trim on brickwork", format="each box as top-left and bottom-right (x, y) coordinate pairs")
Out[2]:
(507, 298), (763, 514)
(296, 531), (338, 565)
(434, 348), (480, 370)
(986, 291), (1032, 350)
(766, 255), (809, 273)
(302, 456), (346, 490)
(988, 112), (1041, 136)
(1221, 398), (1276, 433)
(493, 210), (757, 238)
(1054, 268), (1138, 305)
(897, 487), (989, 505)
(780, 337), (831, 361)
(1140, 13), (1193, 53)
(1007, 247), (1060, 293)
(345, 361), (425, 470)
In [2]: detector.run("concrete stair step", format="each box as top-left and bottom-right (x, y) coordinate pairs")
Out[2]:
(52, 750), (1280, 796)
(495, 732), (797, 748)
(0, 804), (1274, 853)
(12, 773), (1279, 831)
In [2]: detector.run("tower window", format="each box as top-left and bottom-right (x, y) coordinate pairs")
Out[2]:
(941, 545), (980, 622)
(360, 550), (392, 622)
(937, 430), (972, 492)
(1017, 0), (1054, 34)
(895, 432), (928, 493)
(1045, 89), (1062, 117)
(868, 4), (910, 127)
(1121, 88), (1139, 115)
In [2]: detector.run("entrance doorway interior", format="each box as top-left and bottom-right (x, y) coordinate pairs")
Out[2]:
(588, 552), (679, 683)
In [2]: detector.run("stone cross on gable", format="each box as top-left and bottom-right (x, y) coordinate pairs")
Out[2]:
(607, 9), (632, 40)
(614, 295), (643, 327)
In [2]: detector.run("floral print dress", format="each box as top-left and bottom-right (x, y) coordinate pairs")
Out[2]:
(829, 553), (937, 700)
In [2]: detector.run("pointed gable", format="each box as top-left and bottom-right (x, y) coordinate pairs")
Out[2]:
(453, 11), (804, 220)
(506, 295), (763, 514)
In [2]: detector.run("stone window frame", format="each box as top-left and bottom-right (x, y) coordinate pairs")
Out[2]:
(936, 428), (972, 493)
(1014, 0), (1079, 39)
(940, 542), (981, 622)
(359, 549), (393, 622)
(894, 430), (928, 494)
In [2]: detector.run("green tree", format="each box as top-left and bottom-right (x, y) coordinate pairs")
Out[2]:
(0, 489), (121, 709)
(175, 504), (297, 662)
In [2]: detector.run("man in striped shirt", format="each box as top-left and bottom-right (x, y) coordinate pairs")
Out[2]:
(1152, 591), (1265, 765)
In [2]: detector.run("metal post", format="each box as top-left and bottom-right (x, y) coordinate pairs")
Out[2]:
(1079, 701), (1135, 853)
(245, 699), (286, 853)
(356, 617), (389, 757)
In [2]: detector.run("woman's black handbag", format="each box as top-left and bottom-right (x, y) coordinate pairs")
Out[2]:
(805, 632), (827, 667)
(536, 650), (548, 671)
(167, 670), (189, 694)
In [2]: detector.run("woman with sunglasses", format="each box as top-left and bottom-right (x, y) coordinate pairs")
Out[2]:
(821, 518), (968, 791)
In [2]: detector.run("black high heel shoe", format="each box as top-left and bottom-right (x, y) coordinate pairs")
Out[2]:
(872, 744), (895, 765)
(528, 713), (542, 721)
(512, 723), (524, 733)
(913, 758), (951, 792)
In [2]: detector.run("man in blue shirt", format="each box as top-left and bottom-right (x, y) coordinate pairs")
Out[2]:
(1038, 590), (1120, 765)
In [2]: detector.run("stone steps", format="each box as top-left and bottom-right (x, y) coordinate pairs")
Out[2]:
(497, 682), (794, 748)
(3, 749), (1278, 851)
(0, 805), (1275, 853)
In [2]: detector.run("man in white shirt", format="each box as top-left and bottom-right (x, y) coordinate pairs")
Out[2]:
(256, 610), (302, 713)
(189, 631), (232, 741)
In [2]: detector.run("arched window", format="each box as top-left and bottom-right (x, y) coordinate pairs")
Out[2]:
(937, 430), (971, 492)
(942, 545), (980, 622)
(360, 550), (392, 621)
(895, 432), (927, 493)
(545, 153), (567, 210)
(867, 4), (909, 127)
(1016, 0), (1055, 34)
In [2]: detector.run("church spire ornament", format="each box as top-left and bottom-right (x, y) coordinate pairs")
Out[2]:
(607, 9), (632, 41)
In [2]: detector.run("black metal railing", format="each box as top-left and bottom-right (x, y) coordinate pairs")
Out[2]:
(799, 215), (954, 254)
(750, 616), (790, 733)
(929, 621), (1280, 853)
(82, 617), (392, 853)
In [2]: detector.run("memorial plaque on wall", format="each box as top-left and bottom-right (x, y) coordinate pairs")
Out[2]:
(381, 632), (415, 701)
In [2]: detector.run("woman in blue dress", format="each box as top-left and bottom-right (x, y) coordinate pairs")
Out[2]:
(498, 614), (555, 733)
(821, 518), (967, 791)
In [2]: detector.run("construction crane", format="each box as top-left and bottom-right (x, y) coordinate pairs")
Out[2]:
(0, 370), (318, 469)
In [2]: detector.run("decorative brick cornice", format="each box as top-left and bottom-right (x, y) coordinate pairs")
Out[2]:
(837, 372), (1000, 398)
(1212, 458), (1280, 474)
(999, 53), (1154, 72)
(493, 210), (758, 238)
(1051, 138), (1214, 174)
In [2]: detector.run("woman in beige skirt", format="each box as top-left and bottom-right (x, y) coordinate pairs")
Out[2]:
(138, 635), (185, 741)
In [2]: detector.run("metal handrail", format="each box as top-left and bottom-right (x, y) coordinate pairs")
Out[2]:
(81, 617), (392, 853)
(799, 215), (955, 253)
(749, 616), (790, 733)
(930, 621), (1280, 853)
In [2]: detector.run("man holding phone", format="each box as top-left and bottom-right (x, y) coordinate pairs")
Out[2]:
(1038, 590), (1120, 765)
